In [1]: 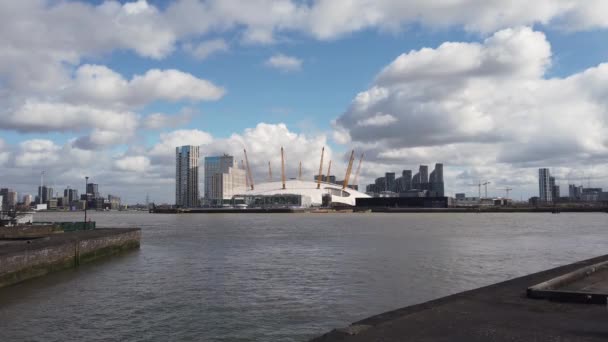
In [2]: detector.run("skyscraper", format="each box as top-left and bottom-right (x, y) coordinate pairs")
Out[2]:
(86, 183), (99, 198)
(538, 168), (552, 203)
(22, 194), (32, 207)
(429, 163), (444, 197)
(176, 145), (200, 207)
(419, 165), (429, 184)
(385, 172), (396, 192)
(64, 188), (79, 204)
(37, 186), (53, 204)
(402, 170), (412, 191)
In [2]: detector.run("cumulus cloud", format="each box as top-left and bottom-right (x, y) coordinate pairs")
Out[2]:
(265, 54), (303, 72)
(148, 129), (214, 162)
(65, 65), (225, 108)
(334, 26), (608, 194)
(114, 156), (151, 173)
(184, 39), (229, 60)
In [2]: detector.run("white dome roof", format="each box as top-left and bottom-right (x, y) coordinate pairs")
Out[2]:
(236, 180), (370, 206)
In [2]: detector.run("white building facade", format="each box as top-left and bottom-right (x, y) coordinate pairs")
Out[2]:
(176, 145), (200, 207)
(205, 154), (247, 206)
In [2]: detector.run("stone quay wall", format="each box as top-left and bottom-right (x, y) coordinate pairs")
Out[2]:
(0, 228), (141, 288)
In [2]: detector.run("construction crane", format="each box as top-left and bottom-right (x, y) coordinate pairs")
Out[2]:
(281, 147), (286, 190)
(298, 161), (302, 180)
(352, 153), (364, 187)
(326, 160), (332, 184)
(268, 161), (272, 182)
(241, 160), (248, 189)
(482, 181), (491, 198)
(468, 181), (482, 198)
(498, 187), (513, 199)
(316, 147), (325, 189)
(243, 149), (254, 190)
(342, 150), (355, 190)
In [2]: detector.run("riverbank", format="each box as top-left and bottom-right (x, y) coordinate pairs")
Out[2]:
(149, 206), (608, 214)
(0, 227), (141, 288)
(311, 253), (608, 341)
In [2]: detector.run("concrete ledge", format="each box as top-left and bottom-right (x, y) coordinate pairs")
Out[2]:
(311, 253), (608, 342)
(0, 228), (140, 288)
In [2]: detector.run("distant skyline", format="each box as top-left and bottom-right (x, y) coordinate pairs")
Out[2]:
(1, 0), (608, 203)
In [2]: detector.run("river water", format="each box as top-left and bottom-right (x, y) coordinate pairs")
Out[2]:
(0, 212), (606, 341)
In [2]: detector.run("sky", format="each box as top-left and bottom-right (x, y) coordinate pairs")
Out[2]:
(1, 0), (608, 204)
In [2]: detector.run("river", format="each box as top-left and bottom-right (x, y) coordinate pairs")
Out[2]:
(0, 212), (606, 341)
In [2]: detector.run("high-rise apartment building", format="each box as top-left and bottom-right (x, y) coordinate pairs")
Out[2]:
(419, 165), (429, 184)
(429, 163), (444, 197)
(22, 194), (32, 207)
(385, 172), (396, 193)
(86, 183), (99, 198)
(176, 145), (200, 207)
(204, 154), (247, 205)
(64, 188), (79, 204)
(0, 188), (17, 210)
(538, 168), (552, 203)
(402, 170), (412, 191)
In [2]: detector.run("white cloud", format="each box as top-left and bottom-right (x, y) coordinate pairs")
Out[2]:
(143, 109), (194, 130)
(265, 54), (303, 72)
(357, 113), (398, 127)
(114, 156), (151, 173)
(334, 26), (608, 195)
(149, 129), (214, 161)
(184, 39), (229, 60)
(66, 65), (225, 108)
(5, 101), (139, 134)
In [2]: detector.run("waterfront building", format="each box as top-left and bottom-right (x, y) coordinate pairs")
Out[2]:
(209, 164), (247, 205)
(37, 186), (53, 204)
(385, 172), (396, 193)
(64, 188), (79, 205)
(455, 193), (466, 200)
(1, 189), (18, 210)
(204, 154), (247, 206)
(108, 195), (121, 210)
(569, 184), (584, 200)
(581, 188), (603, 202)
(538, 168), (552, 203)
(419, 165), (429, 184)
(429, 163), (444, 197)
(86, 183), (99, 198)
(411, 172), (421, 190)
(402, 170), (412, 191)
(22, 194), (32, 207)
(234, 180), (370, 208)
(176, 145), (200, 207)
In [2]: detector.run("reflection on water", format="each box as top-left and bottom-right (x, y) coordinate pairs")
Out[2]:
(0, 212), (606, 341)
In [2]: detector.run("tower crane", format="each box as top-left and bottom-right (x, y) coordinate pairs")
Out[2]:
(468, 181), (482, 198)
(482, 181), (491, 198)
(497, 187), (513, 199)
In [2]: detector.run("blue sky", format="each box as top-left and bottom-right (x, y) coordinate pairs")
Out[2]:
(1, 1), (608, 203)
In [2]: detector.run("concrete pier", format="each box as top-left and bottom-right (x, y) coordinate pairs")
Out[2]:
(311, 254), (608, 342)
(0, 228), (141, 288)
